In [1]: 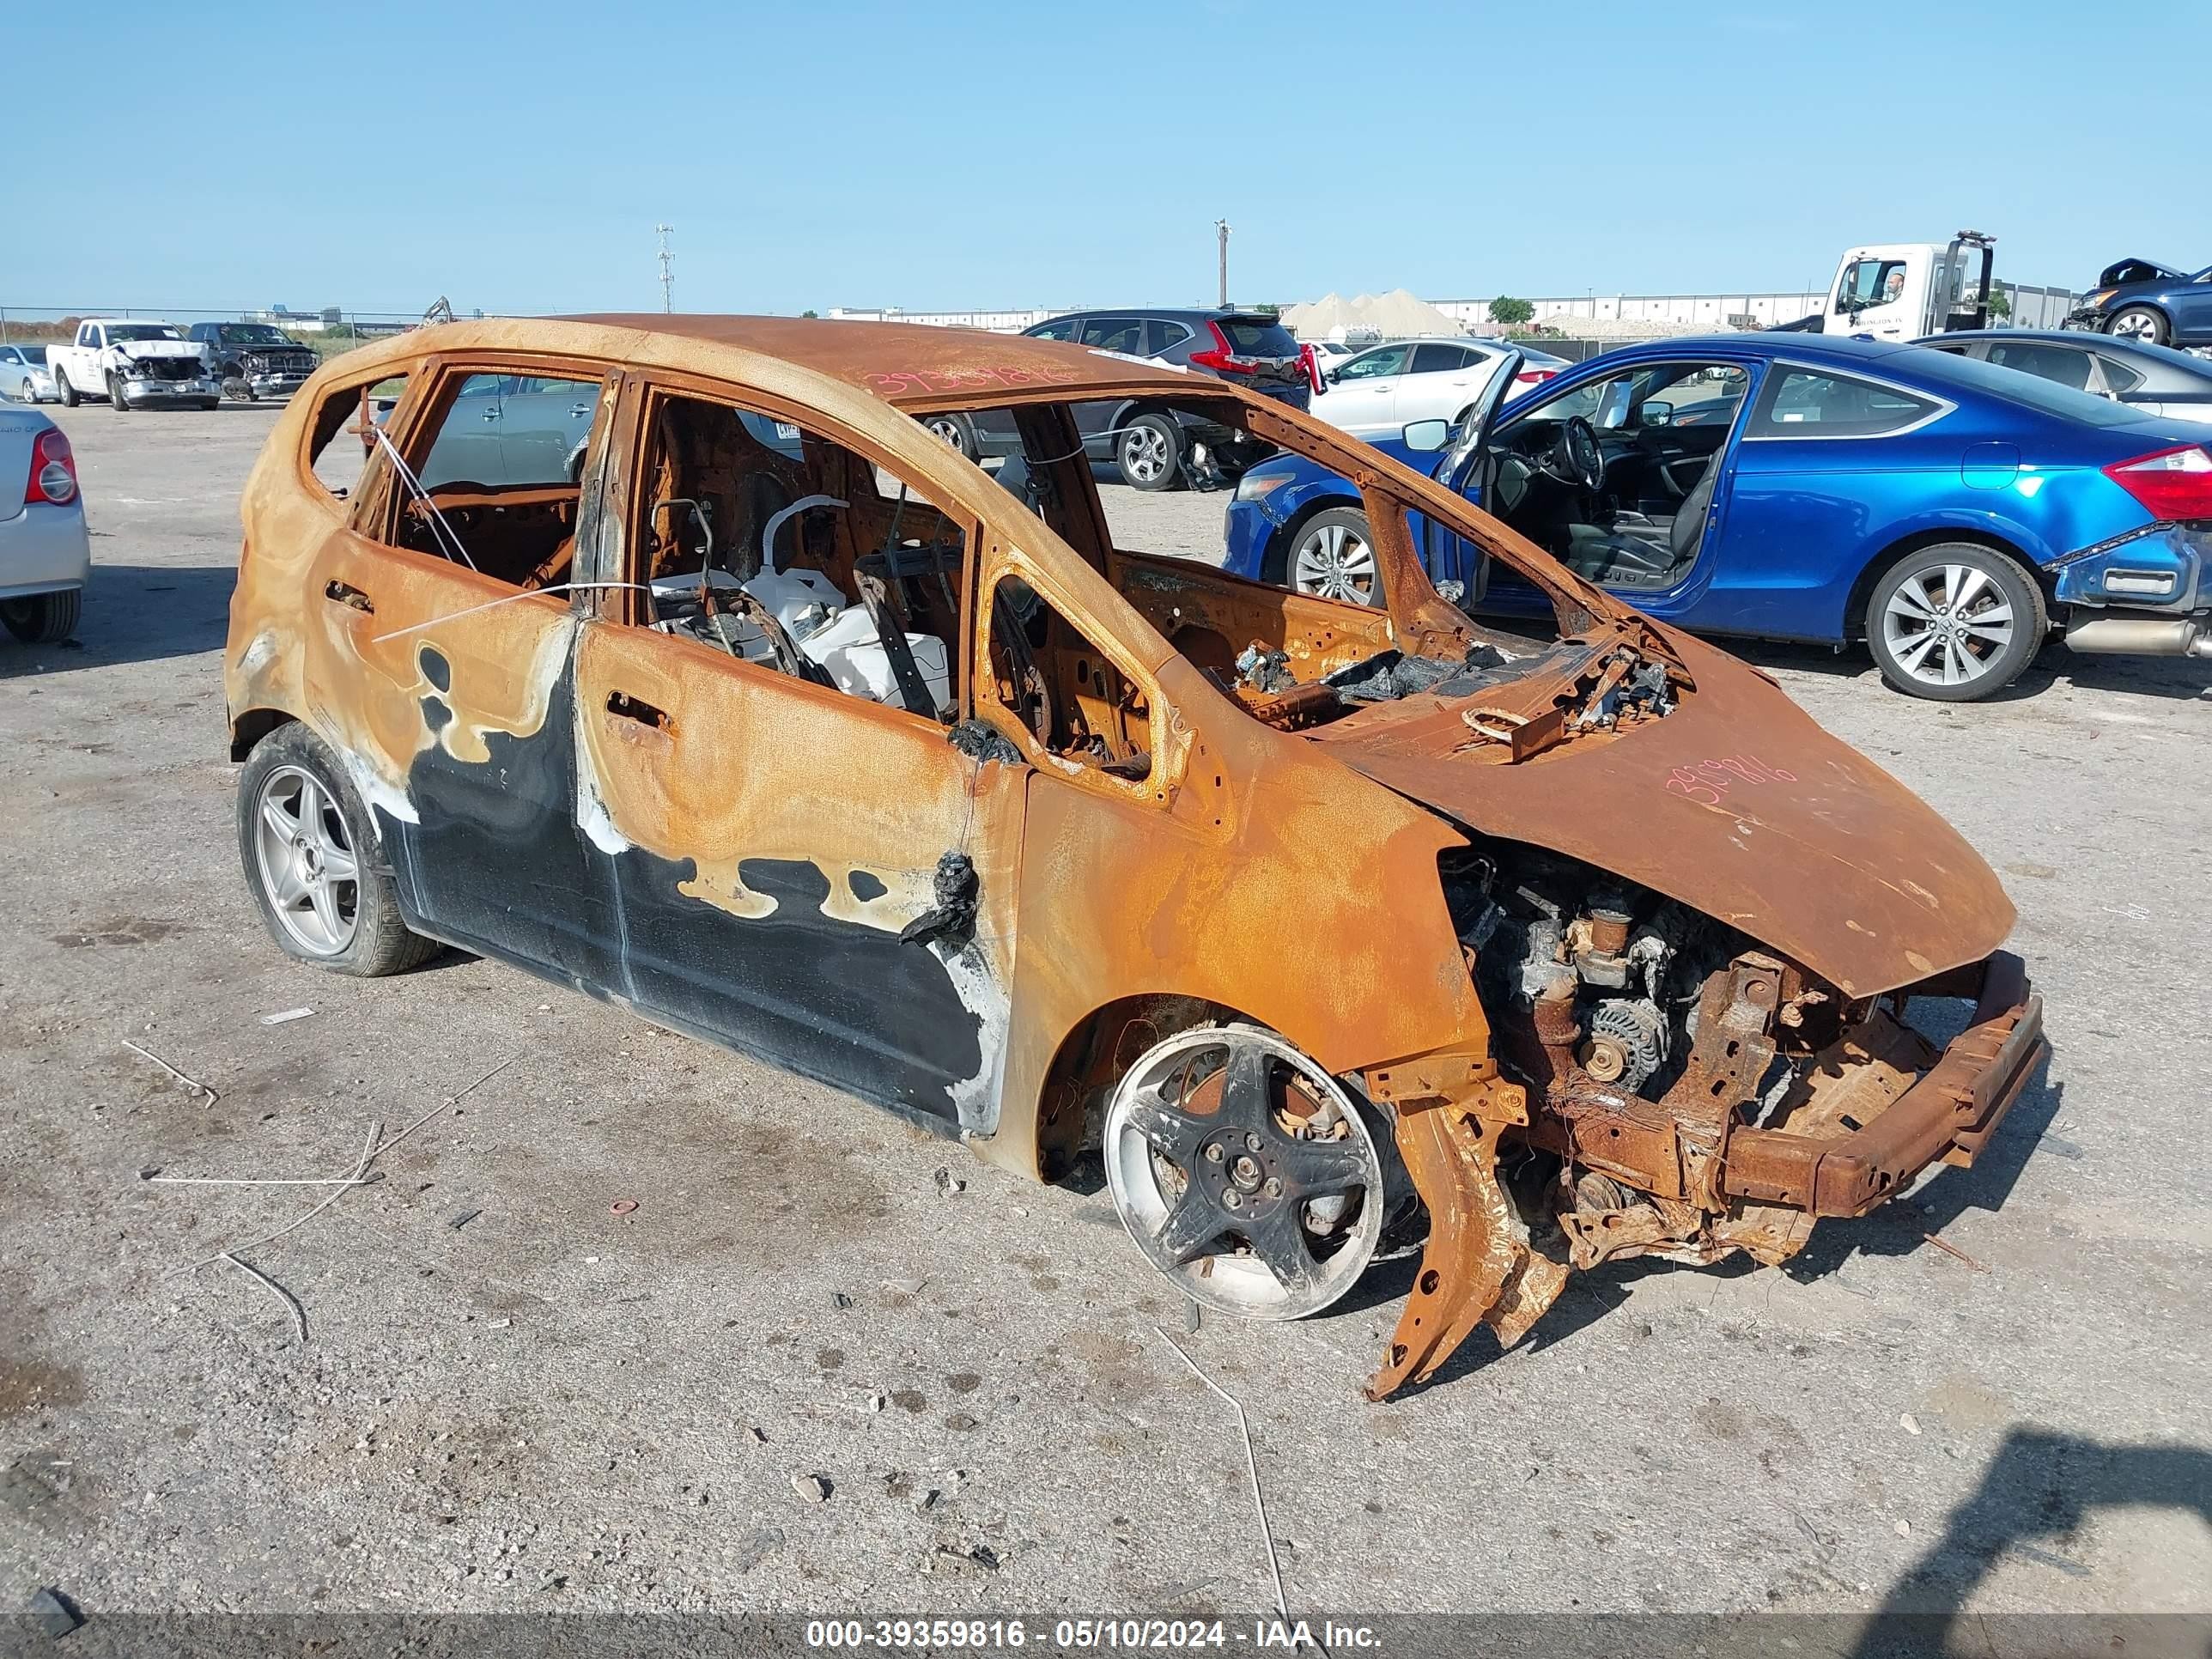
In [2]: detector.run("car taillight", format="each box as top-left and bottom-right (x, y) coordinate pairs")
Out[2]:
(1189, 319), (1258, 375)
(23, 428), (76, 506)
(1514, 368), (1558, 386)
(1300, 341), (1322, 395)
(2103, 444), (2212, 522)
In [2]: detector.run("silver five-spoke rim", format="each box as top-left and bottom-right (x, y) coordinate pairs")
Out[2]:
(1882, 562), (2014, 688)
(1103, 1027), (1385, 1321)
(1292, 519), (1379, 605)
(1121, 423), (1171, 484)
(2111, 311), (2158, 343)
(924, 416), (965, 452)
(253, 765), (361, 956)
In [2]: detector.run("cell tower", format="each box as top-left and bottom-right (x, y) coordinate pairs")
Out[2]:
(656, 224), (675, 313)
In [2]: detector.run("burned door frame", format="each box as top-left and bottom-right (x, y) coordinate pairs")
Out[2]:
(566, 369), (1031, 1135)
(319, 349), (625, 984)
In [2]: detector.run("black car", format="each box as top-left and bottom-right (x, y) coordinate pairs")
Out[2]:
(185, 322), (321, 401)
(927, 308), (1309, 490)
(1914, 329), (2212, 426)
(2067, 258), (2212, 349)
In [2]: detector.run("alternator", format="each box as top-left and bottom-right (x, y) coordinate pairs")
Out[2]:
(1581, 998), (1668, 1092)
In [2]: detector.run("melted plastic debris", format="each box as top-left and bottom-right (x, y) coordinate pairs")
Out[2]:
(1327, 643), (1513, 705)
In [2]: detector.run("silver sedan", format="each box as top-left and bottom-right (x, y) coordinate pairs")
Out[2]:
(1, 405), (91, 643)
(0, 344), (58, 404)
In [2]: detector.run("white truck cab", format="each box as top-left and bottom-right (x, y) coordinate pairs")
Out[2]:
(1820, 233), (1997, 342)
(48, 319), (220, 411)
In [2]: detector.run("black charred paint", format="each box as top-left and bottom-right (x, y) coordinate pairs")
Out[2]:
(615, 853), (982, 1126)
(849, 870), (888, 902)
(420, 696), (453, 734)
(418, 646), (453, 693)
(380, 654), (623, 991)
(380, 647), (983, 1127)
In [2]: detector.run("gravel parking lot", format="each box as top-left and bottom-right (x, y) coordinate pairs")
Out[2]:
(3, 403), (2208, 1640)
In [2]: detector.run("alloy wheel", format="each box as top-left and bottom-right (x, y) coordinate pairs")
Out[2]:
(252, 765), (362, 957)
(2109, 310), (2160, 343)
(1103, 1027), (1385, 1320)
(1881, 562), (2015, 690)
(1121, 423), (1172, 485)
(1291, 518), (1379, 605)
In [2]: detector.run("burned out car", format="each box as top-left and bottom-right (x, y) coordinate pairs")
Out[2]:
(225, 317), (2046, 1396)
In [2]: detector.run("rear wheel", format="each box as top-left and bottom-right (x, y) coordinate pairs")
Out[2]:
(921, 412), (975, 459)
(54, 367), (80, 408)
(1865, 544), (2045, 701)
(0, 589), (81, 644)
(1115, 413), (1182, 491)
(2105, 306), (2169, 347)
(237, 724), (439, 977)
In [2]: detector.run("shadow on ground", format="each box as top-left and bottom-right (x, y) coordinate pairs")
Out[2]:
(1846, 1428), (2212, 1656)
(1730, 635), (2212, 703)
(0, 562), (234, 676)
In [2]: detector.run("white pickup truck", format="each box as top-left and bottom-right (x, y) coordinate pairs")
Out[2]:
(48, 319), (220, 411)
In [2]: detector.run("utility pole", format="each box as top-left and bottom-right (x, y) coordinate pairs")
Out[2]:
(656, 223), (676, 313)
(1214, 219), (1231, 308)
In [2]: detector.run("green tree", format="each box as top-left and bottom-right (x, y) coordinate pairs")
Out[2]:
(1490, 295), (1534, 327)
(801, 309), (820, 319)
(1984, 289), (2012, 321)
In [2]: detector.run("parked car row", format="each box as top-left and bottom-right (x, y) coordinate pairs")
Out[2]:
(3, 318), (324, 411)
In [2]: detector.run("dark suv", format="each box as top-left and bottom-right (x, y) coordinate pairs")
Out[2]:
(930, 308), (1308, 490)
(185, 322), (320, 402)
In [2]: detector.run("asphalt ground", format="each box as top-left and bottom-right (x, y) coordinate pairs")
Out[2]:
(2, 400), (2207, 1645)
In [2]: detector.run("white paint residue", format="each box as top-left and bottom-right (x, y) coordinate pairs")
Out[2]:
(341, 745), (417, 830)
(570, 691), (633, 856)
(237, 630), (279, 681)
(934, 939), (1011, 1136)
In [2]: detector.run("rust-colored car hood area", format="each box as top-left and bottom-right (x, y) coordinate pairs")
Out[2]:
(1315, 630), (2015, 999)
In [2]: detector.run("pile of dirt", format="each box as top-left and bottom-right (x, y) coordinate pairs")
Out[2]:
(1281, 289), (1466, 343)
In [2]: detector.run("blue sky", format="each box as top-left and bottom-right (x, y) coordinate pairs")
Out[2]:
(5, 0), (2208, 319)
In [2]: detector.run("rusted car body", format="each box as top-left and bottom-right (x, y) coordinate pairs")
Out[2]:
(225, 317), (2046, 1396)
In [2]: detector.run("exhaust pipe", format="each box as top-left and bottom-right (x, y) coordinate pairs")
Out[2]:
(2064, 614), (2212, 659)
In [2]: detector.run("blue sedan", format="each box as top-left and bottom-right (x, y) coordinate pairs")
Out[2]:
(1224, 333), (2212, 700)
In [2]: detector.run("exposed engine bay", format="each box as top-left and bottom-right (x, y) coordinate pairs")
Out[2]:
(1438, 837), (1942, 1279)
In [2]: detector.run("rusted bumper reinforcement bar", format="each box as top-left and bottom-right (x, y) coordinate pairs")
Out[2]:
(1723, 951), (2047, 1218)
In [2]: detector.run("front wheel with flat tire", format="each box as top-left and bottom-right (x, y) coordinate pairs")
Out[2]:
(0, 589), (81, 644)
(1272, 506), (1382, 606)
(107, 374), (130, 411)
(238, 725), (439, 977)
(1115, 413), (1182, 491)
(1865, 544), (2045, 701)
(2105, 306), (2169, 347)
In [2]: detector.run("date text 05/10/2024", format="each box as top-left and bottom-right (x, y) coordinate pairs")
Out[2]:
(804, 1618), (1382, 1650)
